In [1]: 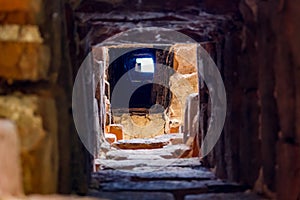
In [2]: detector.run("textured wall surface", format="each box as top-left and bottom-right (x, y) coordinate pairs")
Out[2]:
(0, 0), (299, 199)
(202, 0), (300, 199)
(0, 0), (91, 195)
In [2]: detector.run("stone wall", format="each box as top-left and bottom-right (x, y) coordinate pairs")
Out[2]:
(68, 0), (300, 198)
(112, 113), (165, 139)
(169, 44), (198, 124)
(201, 0), (300, 199)
(1, 0), (299, 199)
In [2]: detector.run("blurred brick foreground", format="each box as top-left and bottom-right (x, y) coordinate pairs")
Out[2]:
(0, 0), (91, 197)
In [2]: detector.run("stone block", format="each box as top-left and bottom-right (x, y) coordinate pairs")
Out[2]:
(170, 137), (183, 145)
(113, 113), (165, 139)
(0, 0), (31, 12)
(0, 95), (58, 194)
(108, 124), (123, 141)
(112, 139), (169, 150)
(169, 73), (199, 124)
(172, 44), (197, 74)
(89, 191), (174, 200)
(0, 120), (23, 196)
(169, 120), (180, 134)
(0, 0), (41, 13)
(0, 11), (30, 25)
(0, 42), (50, 81)
(105, 133), (117, 144)
(0, 0), (42, 24)
(170, 126), (180, 134)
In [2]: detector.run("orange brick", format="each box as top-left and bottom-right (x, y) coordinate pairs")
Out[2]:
(1, 11), (36, 25)
(0, 0), (41, 25)
(105, 126), (109, 133)
(0, 42), (50, 81)
(0, 0), (31, 11)
(0, 0), (42, 12)
(170, 126), (180, 133)
(105, 133), (117, 144)
(108, 124), (123, 141)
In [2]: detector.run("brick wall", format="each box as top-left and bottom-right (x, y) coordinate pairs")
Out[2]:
(0, 0), (91, 195)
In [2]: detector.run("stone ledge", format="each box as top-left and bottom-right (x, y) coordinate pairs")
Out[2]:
(89, 191), (174, 200)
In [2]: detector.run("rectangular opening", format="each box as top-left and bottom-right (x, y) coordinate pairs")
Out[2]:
(135, 57), (155, 73)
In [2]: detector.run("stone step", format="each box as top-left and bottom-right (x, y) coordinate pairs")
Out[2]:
(112, 138), (169, 150)
(95, 179), (246, 193)
(105, 144), (191, 160)
(91, 157), (262, 200)
(96, 158), (201, 170)
(92, 167), (215, 182)
(185, 193), (266, 200)
(89, 191), (174, 200)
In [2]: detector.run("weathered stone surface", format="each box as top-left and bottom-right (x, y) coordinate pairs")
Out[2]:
(0, 96), (46, 151)
(0, 11), (36, 25)
(106, 143), (190, 161)
(0, 120), (23, 196)
(154, 133), (183, 140)
(97, 179), (244, 193)
(112, 113), (165, 139)
(169, 125), (180, 134)
(93, 167), (214, 181)
(155, 133), (184, 145)
(112, 138), (169, 150)
(0, 42), (50, 81)
(0, 0), (42, 25)
(0, 95), (58, 194)
(89, 191), (174, 200)
(172, 44), (197, 75)
(96, 158), (201, 170)
(0, 25), (43, 42)
(108, 124), (123, 141)
(185, 192), (265, 200)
